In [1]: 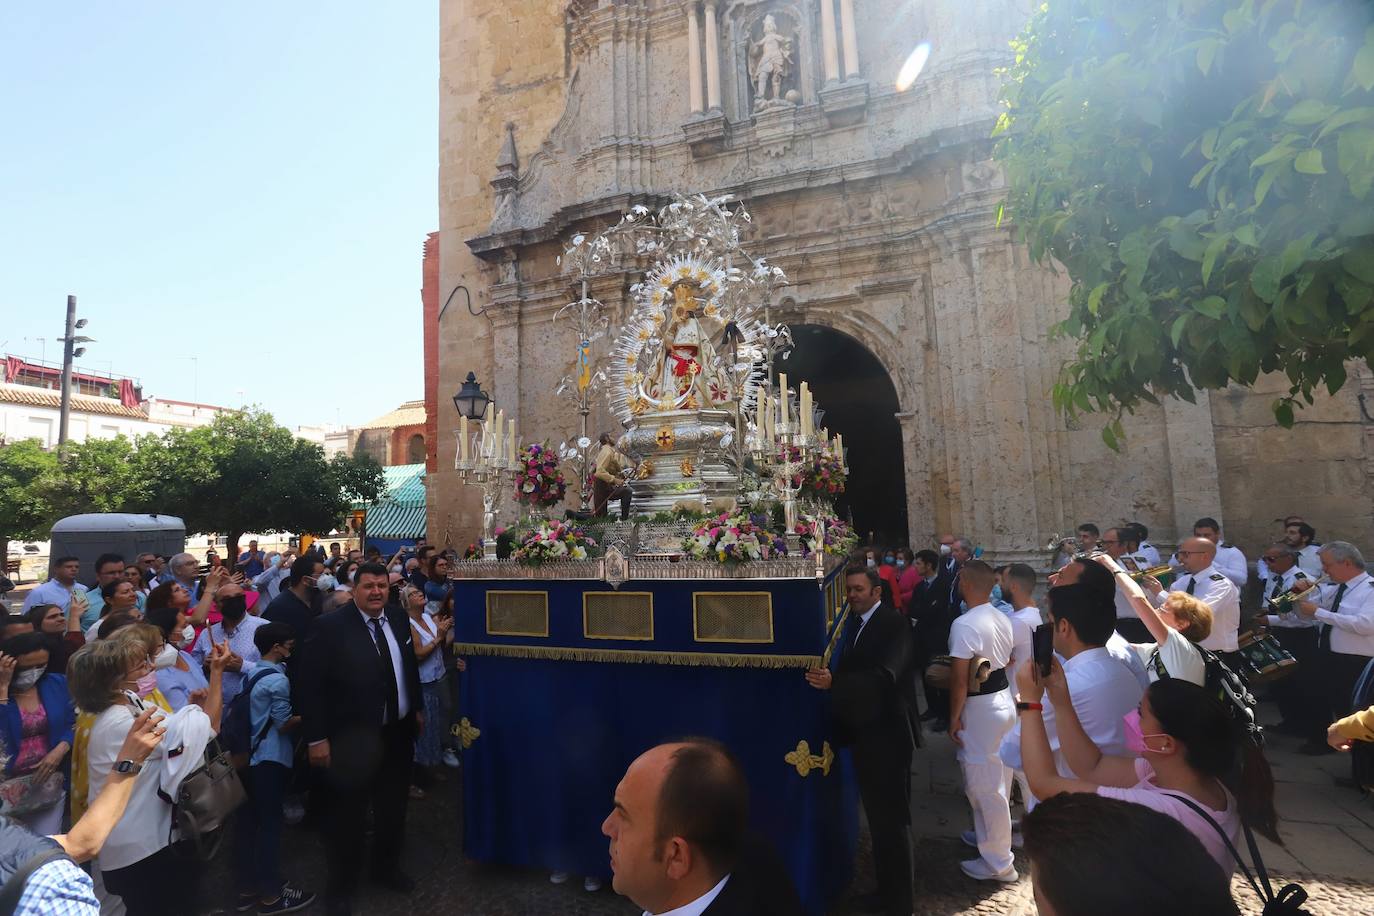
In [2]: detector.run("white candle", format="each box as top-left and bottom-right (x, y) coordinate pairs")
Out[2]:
(836, 433), (844, 464)
(508, 419), (517, 468)
(494, 409), (505, 461)
(800, 383), (812, 436)
(482, 414), (493, 460)
(779, 374), (789, 430)
(460, 416), (469, 462)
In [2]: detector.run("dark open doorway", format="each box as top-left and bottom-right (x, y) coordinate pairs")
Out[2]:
(774, 325), (908, 547)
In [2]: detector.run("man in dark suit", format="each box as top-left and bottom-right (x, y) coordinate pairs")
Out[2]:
(806, 565), (915, 915)
(602, 739), (802, 916)
(299, 562), (424, 916)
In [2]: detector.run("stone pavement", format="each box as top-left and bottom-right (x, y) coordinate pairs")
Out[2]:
(192, 700), (1374, 915)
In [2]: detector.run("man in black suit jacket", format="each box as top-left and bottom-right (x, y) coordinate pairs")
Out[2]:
(602, 739), (802, 916)
(299, 562), (424, 916)
(806, 565), (915, 916)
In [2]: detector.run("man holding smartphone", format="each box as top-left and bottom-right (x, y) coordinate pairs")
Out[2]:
(998, 584), (1144, 810)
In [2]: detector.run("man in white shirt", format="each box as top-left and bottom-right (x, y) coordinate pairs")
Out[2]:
(947, 561), (1018, 884)
(1148, 536), (1240, 654)
(1100, 527), (1153, 643)
(602, 739), (799, 916)
(1186, 517), (1248, 589)
(1296, 541), (1374, 757)
(20, 556), (87, 616)
(999, 563), (1042, 675)
(1129, 522), (1162, 567)
(1253, 543), (1320, 741)
(999, 583), (1143, 810)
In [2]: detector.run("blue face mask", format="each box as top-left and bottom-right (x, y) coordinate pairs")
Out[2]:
(991, 583), (1004, 603)
(895, 559), (906, 569)
(883, 555), (895, 565)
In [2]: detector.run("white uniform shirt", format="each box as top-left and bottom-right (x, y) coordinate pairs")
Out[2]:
(1297, 544), (1323, 577)
(1311, 572), (1374, 658)
(1007, 605), (1041, 674)
(948, 603), (1016, 764)
(1155, 564), (1241, 653)
(1138, 541), (1162, 567)
(1261, 567), (1314, 629)
(1106, 632), (1151, 691)
(949, 603), (1015, 671)
(1213, 543), (1249, 588)
(999, 646), (1144, 777)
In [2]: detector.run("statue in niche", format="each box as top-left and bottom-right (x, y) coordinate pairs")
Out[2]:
(749, 14), (796, 110)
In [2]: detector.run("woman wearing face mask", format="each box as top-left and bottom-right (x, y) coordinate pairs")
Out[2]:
(144, 606), (210, 711)
(1016, 659), (1280, 876)
(895, 548), (922, 613)
(0, 632), (77, 836)
(25, 602), (86, 674)
(67, 634), (231, 916)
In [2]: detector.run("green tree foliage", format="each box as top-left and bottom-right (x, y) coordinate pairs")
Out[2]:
(995, 0), (1374, 442)
(0, 439), (61, 551)
(2, 411), (384, 558)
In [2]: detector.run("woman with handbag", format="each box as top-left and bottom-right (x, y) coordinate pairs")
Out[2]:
(0, 632), (77, 836)
(67, 632), (231, 916)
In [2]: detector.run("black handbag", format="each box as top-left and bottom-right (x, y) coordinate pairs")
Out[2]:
(1165, 793), (1310, 915)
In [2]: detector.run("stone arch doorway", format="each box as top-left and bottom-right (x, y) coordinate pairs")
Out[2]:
(773, 324), (908, 546)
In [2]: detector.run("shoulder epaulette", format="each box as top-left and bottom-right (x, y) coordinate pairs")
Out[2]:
(1221, 542), (1234, 548)
(1210, 573), (1225, 581)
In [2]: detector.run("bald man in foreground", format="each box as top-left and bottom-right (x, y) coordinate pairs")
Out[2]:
(602, 740), (802, 916)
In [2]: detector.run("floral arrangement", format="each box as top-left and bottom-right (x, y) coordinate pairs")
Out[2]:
(794, 517), (856, 557)
(683, 511), (788, 564)
(514, 442), (568, 508)
(462, 542), (481, 560)
(800, 448), (847, 501)
(511, 520), (597, 565)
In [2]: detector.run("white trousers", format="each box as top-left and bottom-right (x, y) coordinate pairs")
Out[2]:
(959, 692), (1016, 873)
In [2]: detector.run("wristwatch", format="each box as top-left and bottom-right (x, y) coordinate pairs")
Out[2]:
(114, 759), (143, 775)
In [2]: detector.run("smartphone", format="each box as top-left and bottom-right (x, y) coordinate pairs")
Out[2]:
(1032, 623), (1055, 677)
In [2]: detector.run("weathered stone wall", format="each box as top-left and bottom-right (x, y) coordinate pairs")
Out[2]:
(432, 0), (1374, 559)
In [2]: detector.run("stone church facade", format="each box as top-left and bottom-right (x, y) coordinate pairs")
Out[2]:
(432, 0), (1374, 558)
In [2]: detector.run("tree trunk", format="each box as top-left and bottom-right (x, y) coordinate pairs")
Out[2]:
(227, 531), (242, 575)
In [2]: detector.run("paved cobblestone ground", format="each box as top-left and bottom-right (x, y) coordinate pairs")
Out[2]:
(191, 705), (1374, 916)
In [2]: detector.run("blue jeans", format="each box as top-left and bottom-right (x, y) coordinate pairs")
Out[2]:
(234, 761), (290, 899)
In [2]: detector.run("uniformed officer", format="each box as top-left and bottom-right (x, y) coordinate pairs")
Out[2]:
(1101, 527), (1153, 643)
(1253, 543), (1319, 741)
(1146, 536), (1241, 657)
(1128, 522), (1162, 568)
(1296, 542), (1374, 762)
(1188, 517), (1249, 589)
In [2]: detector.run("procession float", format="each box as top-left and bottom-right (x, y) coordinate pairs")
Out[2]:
(450, 194), (858, 912)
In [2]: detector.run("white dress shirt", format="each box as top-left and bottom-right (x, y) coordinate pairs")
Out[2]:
(1007, 605), (1041, 673)
(1261, 567), (1315, 629)
(1311, 572), (1374, 658)
(1138, 542), (1162, 567)
(1000, 646), (1144, 777)
(1214, 543), (1249, 588)
(852, 599), (880, 646)
(1154, 564), (1241, 653)
(1297, 544), (1323, 577)
(646, 875), (729, 916)
(360, 608), (412, 720)
(1106, 632), (1151, 691)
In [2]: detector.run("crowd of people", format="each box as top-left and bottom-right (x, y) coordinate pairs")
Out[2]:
(0, 514), (1369, 916)
(809, 514), (1372, 915)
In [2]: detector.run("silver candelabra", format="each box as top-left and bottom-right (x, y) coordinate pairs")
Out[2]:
(455, 421), (520, 560)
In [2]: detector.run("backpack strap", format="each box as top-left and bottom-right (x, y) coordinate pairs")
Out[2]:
(0, 846), (69, 916)
(245, 669), (279, 758)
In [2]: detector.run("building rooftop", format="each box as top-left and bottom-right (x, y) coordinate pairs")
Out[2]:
(0, 381), (149, 419)
(357, 399), (427, 430)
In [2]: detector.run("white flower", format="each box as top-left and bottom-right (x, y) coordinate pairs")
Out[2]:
(577, 436), (592, 448)
(571, 546), (587, 560)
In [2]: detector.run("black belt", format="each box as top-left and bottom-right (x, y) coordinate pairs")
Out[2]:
(971, 667), (1009, 696)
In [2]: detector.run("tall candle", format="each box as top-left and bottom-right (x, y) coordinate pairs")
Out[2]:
(800, 383), (812, 436)
(779, 374), (789, 430)
(836, 434), (844, 464)
(508, 419), (517, 468)
(459, 416), (469, 462)
(482, 414), (493, 459)
(494, 409), (505, 461)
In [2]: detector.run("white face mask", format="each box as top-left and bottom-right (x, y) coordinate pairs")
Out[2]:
(316, 574), (337, 592)
(180, 624), (196, 645)
(939, 544), (952, 556)
(153, 643), (179, 670)
(12, 668), (44, 693)
(390, 564), (403, 574)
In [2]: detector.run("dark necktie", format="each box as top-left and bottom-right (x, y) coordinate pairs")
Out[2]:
(1185, 576), (1196, 595)
(369, 616), (400, 723)
(1318, 583), (1348, 652)
(831, 613), (862, 671)
(1271, 575), (1284, 603)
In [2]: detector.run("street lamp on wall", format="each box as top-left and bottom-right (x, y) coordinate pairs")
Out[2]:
(452, 371), (492, 420)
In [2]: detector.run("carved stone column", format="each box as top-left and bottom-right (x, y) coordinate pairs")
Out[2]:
(704, 0), (721, 111)
(819, 0), (840, 84)
(687, 2), (704, 115)
(838, 0), (859, 79)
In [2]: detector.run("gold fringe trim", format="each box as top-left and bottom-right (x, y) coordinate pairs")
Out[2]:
(821, 606), (851, 668)
(456, 642), (821, 669)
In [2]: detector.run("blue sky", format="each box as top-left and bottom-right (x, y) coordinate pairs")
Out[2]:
(0, 2), (436, 431)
